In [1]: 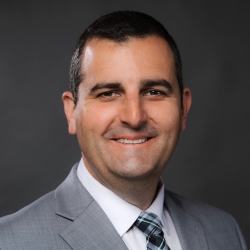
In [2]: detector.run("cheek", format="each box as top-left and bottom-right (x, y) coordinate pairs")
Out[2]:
(147, 101), (182, 130)
(77, 103), (118, 133)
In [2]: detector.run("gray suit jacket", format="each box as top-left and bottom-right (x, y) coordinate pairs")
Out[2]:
(0, 163), (247, 249)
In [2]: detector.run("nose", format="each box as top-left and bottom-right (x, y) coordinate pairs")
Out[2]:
(119, 95), (147, 128)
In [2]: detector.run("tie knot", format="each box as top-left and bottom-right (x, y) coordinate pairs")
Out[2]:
(134, 211), (164, 238)
(135, 212), (169, 249)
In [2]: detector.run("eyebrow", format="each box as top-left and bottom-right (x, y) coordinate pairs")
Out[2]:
(89, 82), (122, 94)
(89, 79), (173, 94)
(140, 79), (173, 91)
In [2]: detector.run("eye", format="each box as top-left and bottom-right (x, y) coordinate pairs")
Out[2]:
(98, 91), (119, 98)
(144, 90), (166, 96)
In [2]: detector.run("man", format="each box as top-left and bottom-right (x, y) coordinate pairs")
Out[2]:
(0, 10), (247, 250)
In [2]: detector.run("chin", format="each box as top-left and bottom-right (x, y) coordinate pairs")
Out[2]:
(110, 162), (160, 181)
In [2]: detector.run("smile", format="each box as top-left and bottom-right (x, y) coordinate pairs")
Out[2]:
(116, 138), (148, 144)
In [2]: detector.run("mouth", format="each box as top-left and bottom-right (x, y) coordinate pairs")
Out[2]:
(115, 138), (148, 144)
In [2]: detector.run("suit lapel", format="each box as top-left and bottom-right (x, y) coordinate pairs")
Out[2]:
(55, 164), (128, 250)
(165, 191), (209, 250)
(60, 200), (128, 250)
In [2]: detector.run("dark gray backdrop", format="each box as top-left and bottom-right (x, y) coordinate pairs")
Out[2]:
(0, 0), (249, 245)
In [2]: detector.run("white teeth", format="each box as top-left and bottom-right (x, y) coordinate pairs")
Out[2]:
(116, 138), (147, 144)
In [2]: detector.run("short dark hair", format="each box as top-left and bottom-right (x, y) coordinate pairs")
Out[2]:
(70, 10), (183, 105)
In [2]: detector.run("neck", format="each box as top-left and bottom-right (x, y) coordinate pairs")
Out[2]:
(110, 178), (162, 210)
(86, 164), (161, 210)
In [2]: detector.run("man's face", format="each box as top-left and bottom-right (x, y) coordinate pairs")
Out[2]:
(63, 36), (191, 188)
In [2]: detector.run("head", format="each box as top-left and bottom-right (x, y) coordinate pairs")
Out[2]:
(63, 11), (191, 207)
(70, 10), (183, 106)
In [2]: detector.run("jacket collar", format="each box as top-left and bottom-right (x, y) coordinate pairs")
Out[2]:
(165, 191), (209, 250)
(55, 163), (128, 250)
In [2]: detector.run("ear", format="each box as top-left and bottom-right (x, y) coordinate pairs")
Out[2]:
(62, 91), (77, 135)
(181, 87), (192, 131)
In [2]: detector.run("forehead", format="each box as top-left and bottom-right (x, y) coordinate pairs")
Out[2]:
(80, 36), (177, 87)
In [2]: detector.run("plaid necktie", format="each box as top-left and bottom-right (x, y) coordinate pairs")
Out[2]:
(134, 211), (170, 250)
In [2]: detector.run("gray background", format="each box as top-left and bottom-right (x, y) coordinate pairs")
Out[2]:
(0, 0), (249, 245)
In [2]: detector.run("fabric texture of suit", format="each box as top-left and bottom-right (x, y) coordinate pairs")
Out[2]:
(0, 163), (248, 250)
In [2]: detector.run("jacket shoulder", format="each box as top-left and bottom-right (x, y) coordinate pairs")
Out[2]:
(165, 190), (248, 250)
(0, 191), (71, 249)
(0, 191), (55, 224)
(166, 190), (233, 219)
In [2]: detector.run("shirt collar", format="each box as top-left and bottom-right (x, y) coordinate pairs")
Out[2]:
(77, 158), (169, 236)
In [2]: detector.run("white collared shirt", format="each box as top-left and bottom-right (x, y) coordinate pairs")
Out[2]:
(77, 158), (182, 250)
